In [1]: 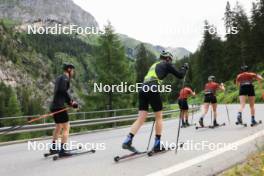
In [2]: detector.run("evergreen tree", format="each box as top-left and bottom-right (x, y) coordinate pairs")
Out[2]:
(5, 89), (21, 117)
(0, 93), (4, 118)
(135, 43), (156, 83)
(223, 2), (251, 78)
(95, 22), (134, 110)
(194, 21), (224, 88)
(224, 1), (234, 34)
(251, 0), (264, 69)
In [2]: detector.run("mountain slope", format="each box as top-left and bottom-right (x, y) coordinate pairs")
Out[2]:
(0, 0), (98, 27)
(118, 34), (191, 59)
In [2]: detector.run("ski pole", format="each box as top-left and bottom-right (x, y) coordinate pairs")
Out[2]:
(175, 110), (182, 154)
(191, 104), (194, 125)
(210, 109), (212, 125)
(28, 107), (70, 123)
(175, 68), (188, 154)
(225, 104), (230, 125)
(146, 119), (155, 151)
(224, 91), (230, 125)
(0, 107), (70, 134)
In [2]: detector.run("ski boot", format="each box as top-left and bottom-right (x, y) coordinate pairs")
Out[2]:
(251, 118), (257, 126)
(213, 120), (219, 127)
(49, 142), (59, 154)
(236, 116), (243, 125)
(235, 113), (247, 127)
(122, 135), (137, 153)
(58, 144), (73, 157)
(185, 120), (190, 127)
(235, 113), (243, 125)
(152, 138), (165, 152)
(181, 120), (186, 128)
(199, 117), (204, 127)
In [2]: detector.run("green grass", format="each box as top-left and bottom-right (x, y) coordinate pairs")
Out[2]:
(220, 151), (264, 176)
(1, 18), (19, 28)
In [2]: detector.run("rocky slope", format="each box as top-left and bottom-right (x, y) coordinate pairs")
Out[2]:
(0, 0), (98, 27)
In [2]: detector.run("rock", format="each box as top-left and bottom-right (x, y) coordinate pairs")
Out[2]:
(0, 0), (98, 28)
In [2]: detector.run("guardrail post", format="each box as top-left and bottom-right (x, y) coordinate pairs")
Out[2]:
(113, 111), (117, 128)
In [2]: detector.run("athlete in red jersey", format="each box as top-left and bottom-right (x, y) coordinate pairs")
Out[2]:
(178, 87), (196, 127)
(235, 65), (263, 125)
(199, 76), (225, 127)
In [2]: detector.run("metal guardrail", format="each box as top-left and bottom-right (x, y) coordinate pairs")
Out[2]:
(0, 105), (200, 135)
(0, 107), (139, 120)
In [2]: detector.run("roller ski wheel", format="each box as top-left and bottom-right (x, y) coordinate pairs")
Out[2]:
(235, 119), (247, 127)
(147, 148), (171, 157)
(53, 155), (59, 161)
(44, 153), (50, 157)
(43, 150), (59, 157)
(195, 125), (209, 129)
(147, 145), (180, 157)
(114, 156), (120, 162)
(114, 150), (147, 163)
(44, 146), (82, 158)
(52, 149), (95, 161)
(250, 120), (262, 127)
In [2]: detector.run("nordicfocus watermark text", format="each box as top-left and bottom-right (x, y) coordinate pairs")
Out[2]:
(160, 140), (238, 151)
(27, 141), (106, 151)
(27, 24), (105, 35)
(93, 82), (172, 93)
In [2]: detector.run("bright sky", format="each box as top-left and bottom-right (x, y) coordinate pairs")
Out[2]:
(73, 0), (255, 52)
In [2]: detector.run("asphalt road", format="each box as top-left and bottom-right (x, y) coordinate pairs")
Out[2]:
(0, 104), (264, 176)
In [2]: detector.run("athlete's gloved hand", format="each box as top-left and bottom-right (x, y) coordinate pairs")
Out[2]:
(182, 63), (189, 70)
(70, 101), (78, 109)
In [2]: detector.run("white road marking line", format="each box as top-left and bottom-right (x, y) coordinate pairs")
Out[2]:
(146, 129), (264, 176)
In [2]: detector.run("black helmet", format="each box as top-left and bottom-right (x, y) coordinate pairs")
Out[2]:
(160, 50), (173, 60)
(240, 65), (248, 72)
(63, 63), (75, 70)
(208, 75), (215, 81)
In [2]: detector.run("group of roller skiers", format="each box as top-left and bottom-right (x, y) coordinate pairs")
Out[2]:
(49, 50), (263, 156)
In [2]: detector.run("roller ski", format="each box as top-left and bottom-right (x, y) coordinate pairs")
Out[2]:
(114, 136), (146, 162)
(250, 118), (262, 127)
(195, 117), (209, 129)
(208, 121), (225, 129)
(181, 121), (195, 128)
(235, 115), (247, 127)
(147, 142), (184, 156)
(114, 149), (147, 162)
(147, 139), (168, 157)
(53, 148), (95, 161)
(44, 150), (59, 157)
(44, 144), (82, 157)
(44, 143), (61, 157)
(147, 146), (170, 156)
(147, 136), (183, 156)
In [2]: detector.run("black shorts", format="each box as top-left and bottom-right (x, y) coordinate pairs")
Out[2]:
(204, 94), (217, 104)
(178, 99), (189, 110)
(239, 84), (255, 96)
(51, 108), (69, 124)
(138, 90), (162, 112)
